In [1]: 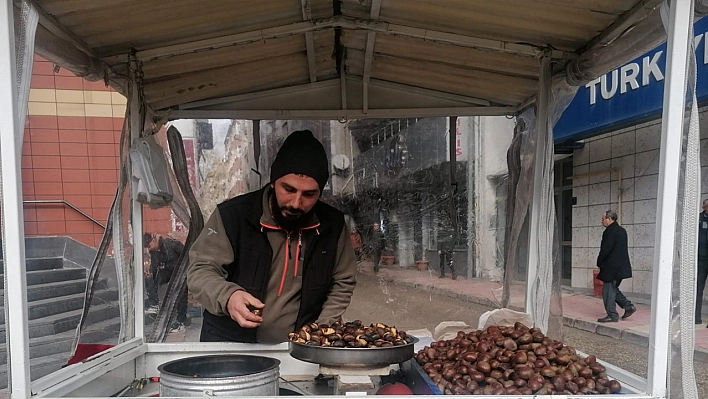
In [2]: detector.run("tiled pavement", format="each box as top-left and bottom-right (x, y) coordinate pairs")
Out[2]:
(357, 263), (708, 361)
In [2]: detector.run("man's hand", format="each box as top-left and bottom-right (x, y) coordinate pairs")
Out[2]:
(438, 250), (442, 255)
(226, 290), (265, 328)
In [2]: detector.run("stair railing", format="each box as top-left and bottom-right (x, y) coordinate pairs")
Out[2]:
(23, 200), (106, 229)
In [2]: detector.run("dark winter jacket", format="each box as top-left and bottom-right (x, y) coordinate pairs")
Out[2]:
(699, 212), (708, 261)
(187, 186), (357, 343)
(369, 228), (384, 251)
(437, 228), (455, 252)
(149, 237), (184, 284)
(596, 222), (633, 282)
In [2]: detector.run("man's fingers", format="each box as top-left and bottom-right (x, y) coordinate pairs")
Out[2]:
(240, 292), (265, 309)
(233, 301), (264, 323)
(231, 311), (261, 328)
(226, 291), (264, 328)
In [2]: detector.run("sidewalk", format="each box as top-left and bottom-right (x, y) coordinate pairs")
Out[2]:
(359, 263), (708, 362)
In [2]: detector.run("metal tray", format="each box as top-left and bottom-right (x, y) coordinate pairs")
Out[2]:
(288, 337), (419, 367)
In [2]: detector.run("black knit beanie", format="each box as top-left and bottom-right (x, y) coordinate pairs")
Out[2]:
(270, 130), (329, 190)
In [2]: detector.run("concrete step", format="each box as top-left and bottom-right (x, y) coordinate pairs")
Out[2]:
(0, 269), (86, 289)
(74, 317), (122, 345)
(0, 354), (69, 389)
(0, 317), (123, 365)
(0, 331), (73, 365)
(0, 302), (121, 344)
(0, 318), (122, 388)
(0, 257), (64, 273)
(0, 278), (106, 303)
(0, 287), (118, 325)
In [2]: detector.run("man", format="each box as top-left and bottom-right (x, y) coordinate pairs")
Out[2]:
(144, 233), (189, 331)
(369, 222), (384, 272)
(596, 210), (636, 322)
(187, 130), (357, 343)
(696, 199), (708, 324)
(437, 225), (456, 280)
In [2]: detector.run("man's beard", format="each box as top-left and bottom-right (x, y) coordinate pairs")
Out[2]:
(270, 192), (312, 231)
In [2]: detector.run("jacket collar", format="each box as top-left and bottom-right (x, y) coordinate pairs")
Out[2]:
(255, 185), (320, 231)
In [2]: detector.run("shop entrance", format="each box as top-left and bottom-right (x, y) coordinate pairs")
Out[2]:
(554, 157), (574, 284)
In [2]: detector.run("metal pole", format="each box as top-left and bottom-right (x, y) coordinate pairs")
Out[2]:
(525, 55), (552, 313)
(0, 0), (31, 396)
(130, 80), (145, 340)
(448, 116), (459, 246)
(648, 0), (692, 396)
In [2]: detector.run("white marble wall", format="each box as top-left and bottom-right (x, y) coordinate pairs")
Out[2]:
(570, 110), (708, 295)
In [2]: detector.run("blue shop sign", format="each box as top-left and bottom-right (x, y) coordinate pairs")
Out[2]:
(554, 17), (708, 143)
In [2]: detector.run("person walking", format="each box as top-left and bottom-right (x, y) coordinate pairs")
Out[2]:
(369, 222), (384, 272)
(596, 210), (636, 322)
(437, 226), (456, 280)
(696, 199), (708, 324)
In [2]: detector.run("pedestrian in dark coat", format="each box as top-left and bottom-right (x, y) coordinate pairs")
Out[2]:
(696, 199), (708, 325)
(369, 223), (384, 272)
(596, 210), (636, 322)
(437, 226), (456, 280)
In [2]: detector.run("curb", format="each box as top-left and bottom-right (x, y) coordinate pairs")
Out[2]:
(369, 270), (708, 361)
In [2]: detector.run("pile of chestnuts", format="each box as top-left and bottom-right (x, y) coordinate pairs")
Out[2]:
(288, 320), (415, 348)
(415, 322), (622, 395)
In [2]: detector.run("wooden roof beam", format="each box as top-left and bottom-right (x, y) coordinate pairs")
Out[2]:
(161, 106), (518, 121)
(112, 16), (576, 64)
(362, 0), (382, 114)
(178, 77), (494, 111)
(355, 77), (492, 107)
(16, 0), (98, 59)
(112, 18), (338, 63)
(339, 17), (577, 60)
(300, 0), (317, 83)
(179, 80), (340, 109)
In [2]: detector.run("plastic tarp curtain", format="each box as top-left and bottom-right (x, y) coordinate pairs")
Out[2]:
(500, 71), (578, 338)
(70, 77), (137, 356)
(3, 0), (37, 391)
(67, 75), (203, 348)
(565, 3), (667, 87)
(145, 126), (204, 343)
(566, 1), (708, 87)
(664, 1), (701, 397)
(12, 0), (36, 157)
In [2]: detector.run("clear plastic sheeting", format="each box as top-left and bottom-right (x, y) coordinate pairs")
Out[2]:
(566, 1), (708, 88)
(509, 104), (563, 338)
(500, 73), (578, 339)
(12, 0), (36, 156)
(499, 111), (534, 313)
(145, 126), (203, 343)
(70, 85), (133, 358)
(153, 118), (560, 344)
(565, 4), (667, 87)
(3, 0), (37, 392)
(667, 0), (700, 397)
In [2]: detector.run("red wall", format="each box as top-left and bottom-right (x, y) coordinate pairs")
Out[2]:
(22, 56), (174, 248)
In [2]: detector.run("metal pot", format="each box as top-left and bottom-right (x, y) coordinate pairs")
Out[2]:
(158, 355), (280, 397)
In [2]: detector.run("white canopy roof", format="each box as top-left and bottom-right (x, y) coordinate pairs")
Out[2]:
(29, 0), (675, 119)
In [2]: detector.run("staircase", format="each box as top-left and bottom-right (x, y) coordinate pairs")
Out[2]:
(0, 237), (121, 388)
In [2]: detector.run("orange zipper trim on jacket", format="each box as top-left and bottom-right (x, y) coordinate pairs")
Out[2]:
(260, 222), (321, 296)
(294, 231), (302, 277)
(278, 232), (291, 297)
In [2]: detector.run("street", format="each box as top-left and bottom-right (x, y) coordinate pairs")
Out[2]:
(344, 273), (708, 397)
